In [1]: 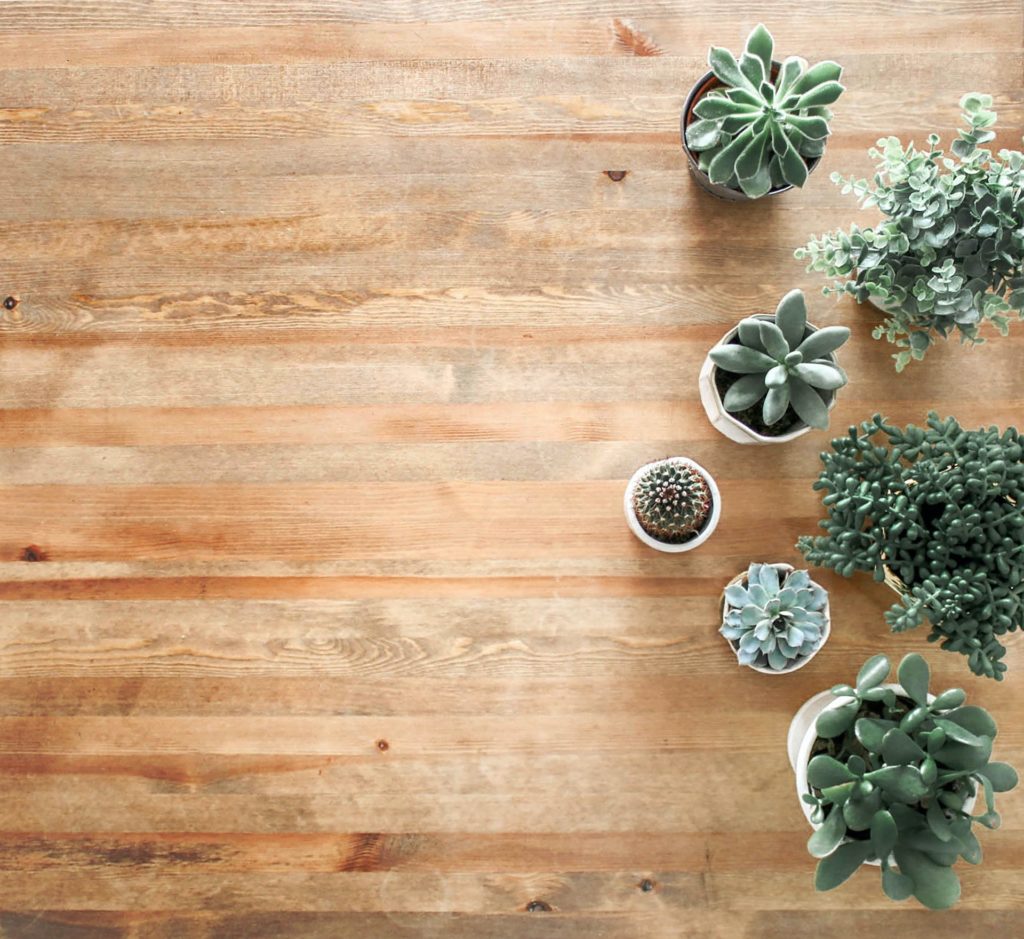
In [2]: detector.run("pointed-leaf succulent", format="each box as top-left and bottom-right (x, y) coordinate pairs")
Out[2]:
(709, 289), (850, 431)
(685, 24), (845, 198)
(802, 653), (1017, 909)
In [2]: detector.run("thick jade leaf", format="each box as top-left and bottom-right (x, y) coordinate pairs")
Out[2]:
(807, 805), (846, 858)
(936, 736), (992, 771)
(882, 865), (914, 901)
(814, 841), (874, 892)
(870, 810), (897, 859)
(854, 718), (893, 753)
(881, 728), (927, 765)
(816, 700), (859, 739)
(942, 706), (997, 739)
(807, 755), (856, 788)
(933, 718), (985, 748)
(979, 762), (1019, 792)
(856, 654), (890, 692)
(843, 790), (881, 831)
(897, 654), (930, 706)
(893, 846), (962, 910)
(863, 765), (928, 802)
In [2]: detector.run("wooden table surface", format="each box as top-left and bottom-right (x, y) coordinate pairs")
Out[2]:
(1, 2), (1022, 936)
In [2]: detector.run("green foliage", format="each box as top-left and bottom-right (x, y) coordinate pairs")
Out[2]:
(797, 93), (1024, 370)
(721, 563), (828, 670)
(803, 653), (1017, 909)
(798, 413), (1024, 679)
(685, 23), (844, 198)
(632, 459), (713, 543)
(709, 289), (850, 430)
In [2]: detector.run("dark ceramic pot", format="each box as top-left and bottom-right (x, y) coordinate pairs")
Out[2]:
(680, 66), (822, 202)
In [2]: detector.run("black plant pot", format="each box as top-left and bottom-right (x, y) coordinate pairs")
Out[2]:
(680, 67), (822, 202)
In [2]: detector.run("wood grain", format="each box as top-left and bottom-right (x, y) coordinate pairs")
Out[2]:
(0, 1), (1023, 936)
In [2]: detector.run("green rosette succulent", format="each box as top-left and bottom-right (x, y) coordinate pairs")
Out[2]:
(709, 289), (850, 430)
(685, 23), (845, 197)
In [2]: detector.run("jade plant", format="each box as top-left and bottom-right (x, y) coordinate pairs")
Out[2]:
(685, 24), (845, 197)
(631, 460), (712, 543)
(709, 289), (850, 431)
(803, 652), (1017, 909)
(799, 413), (1024, 679)
(797, 93), (1024, 370)
(721, 563), (828, 670)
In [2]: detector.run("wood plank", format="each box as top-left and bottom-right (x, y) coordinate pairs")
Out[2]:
(1, 0), (1023, 933)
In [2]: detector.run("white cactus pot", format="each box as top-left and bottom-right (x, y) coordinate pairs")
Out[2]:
(721, 563), (830, 675)
(623, 457), (721, 554)
(787, 685), (973, 867)
(698, 315), (838, 445)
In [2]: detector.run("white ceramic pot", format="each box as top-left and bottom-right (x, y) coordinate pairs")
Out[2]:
(698, 315), (838, 445)
(721, 563), (830, 675)
(787, 685), (974, 867)
(623, 457), (721, 553)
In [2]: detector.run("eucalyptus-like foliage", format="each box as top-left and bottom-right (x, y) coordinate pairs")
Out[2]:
(721, 563), (828, 670)
(685, 23), (844, 197)
(709, 289), (850, 430)
(797, 93), (1024, 370)
(798, 414), (1024, 679)
(804, 653), (1017, 910)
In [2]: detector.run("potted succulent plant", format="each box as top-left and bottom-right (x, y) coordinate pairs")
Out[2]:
(681, 23), (845, 200)
(799, 413), (1024, 679)
(699, 288), (851, 444)
(624, 457), (721, 553)
(720, 562), (830, 673)
(797, 93), (1024, 370)
(788, 652), (1017, 910)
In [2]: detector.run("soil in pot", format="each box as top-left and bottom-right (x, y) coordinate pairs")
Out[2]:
(712, 330), (833, 438)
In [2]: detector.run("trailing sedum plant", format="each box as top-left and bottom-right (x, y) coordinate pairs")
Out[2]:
(721, 563), (828, 670)
(803, 652), (1017, 909)
(685, 23), (845, 197)
(709, 289), (850, 430)
(631, 459), (712, 544)
(797, 93), (1024, 370)
(799, 413), (1024, 679)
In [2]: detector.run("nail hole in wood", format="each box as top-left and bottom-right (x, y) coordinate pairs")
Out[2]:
(376, 739), (389, 752)
(604, 170), (628, 182)
(525, 900), (551, 913)
(3, 296), (17, 310)
(640, 878), (656, 893)
(20, 545), (46, 562)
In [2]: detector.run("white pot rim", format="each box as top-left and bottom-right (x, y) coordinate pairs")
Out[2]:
(699, 315), (838, 445)
(788, 684), (976, 867)
(721, 563), (830, 675)
(623, 457), (721, 553)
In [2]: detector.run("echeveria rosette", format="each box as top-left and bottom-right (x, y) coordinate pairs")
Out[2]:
(709, 289), (850, 430)
(797, 93), (1024, 370)
(721, 563), (828, 670)
(798, 413), (1024, 679)
(803, 653), (1017, 910)
(685, 23), (845, 198)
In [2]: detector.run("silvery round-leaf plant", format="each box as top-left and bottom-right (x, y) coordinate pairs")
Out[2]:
(685, 24), (845, 198)
(797, 93), (1024, 370)
(721, 563), (828, 670)
(803, 653), (1017, 910)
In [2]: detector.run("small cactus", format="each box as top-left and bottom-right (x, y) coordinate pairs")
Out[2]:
(632, 459), (713, 543)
